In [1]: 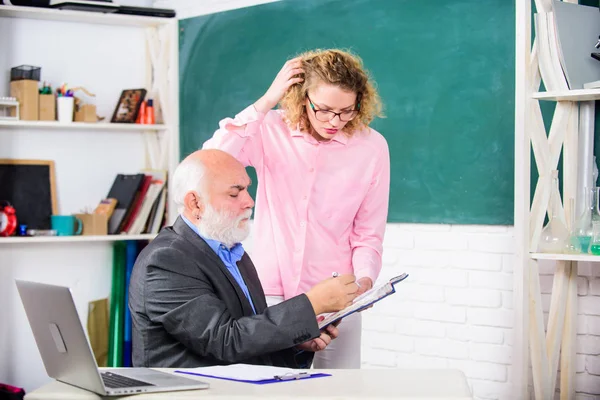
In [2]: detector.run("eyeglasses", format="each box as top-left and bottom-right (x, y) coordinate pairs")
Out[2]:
(306, 94), (360, 122)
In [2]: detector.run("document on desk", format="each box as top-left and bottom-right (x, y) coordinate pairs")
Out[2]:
(318, 273), (409, 329)
(174, 363), (331, 384)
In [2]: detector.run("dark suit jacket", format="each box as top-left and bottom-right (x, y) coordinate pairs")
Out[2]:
(128, 216), (321, 368)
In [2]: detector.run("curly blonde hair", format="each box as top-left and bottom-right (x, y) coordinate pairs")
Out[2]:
(279, 48), (383, 135)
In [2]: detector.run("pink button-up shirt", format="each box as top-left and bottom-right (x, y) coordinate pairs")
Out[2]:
(203, 105), (390, 299)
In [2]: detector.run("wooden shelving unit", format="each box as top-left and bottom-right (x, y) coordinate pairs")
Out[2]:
(0, 234), (156, 244)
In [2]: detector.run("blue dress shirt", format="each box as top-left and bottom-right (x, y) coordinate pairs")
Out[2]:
(181, 215), (256, 313)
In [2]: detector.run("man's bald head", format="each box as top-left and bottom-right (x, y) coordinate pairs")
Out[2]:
(187, 149), (246, 182)
(172, 149), (246, 212)
(171, 149), (254, 247)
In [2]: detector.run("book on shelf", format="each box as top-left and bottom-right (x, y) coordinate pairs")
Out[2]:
(105, 170), (167, 236)
(125, 170), (167, 235)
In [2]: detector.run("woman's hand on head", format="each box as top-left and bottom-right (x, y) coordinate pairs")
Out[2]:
(254, 57), (304, 114)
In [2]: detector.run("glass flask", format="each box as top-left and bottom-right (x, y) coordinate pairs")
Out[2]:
(564, 198), (581, 254)
(573, 187), (599, 253)
(589, 221), (600, 255)
(538, 171), (569, 253)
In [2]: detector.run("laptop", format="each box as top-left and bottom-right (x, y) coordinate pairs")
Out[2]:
(16, 280), (209, 396)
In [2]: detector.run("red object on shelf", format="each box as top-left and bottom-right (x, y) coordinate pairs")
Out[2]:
(136, 101), (146, 124)
(143, 99), (155, 125)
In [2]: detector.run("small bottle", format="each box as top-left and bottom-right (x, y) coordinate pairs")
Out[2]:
(143, 99), (155, 125)
(538, 170), (569, 253)
(136, 100), (146, 124)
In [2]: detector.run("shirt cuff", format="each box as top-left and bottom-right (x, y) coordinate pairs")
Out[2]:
(222, 104), (267, 135)
(352, 247), (382, 284)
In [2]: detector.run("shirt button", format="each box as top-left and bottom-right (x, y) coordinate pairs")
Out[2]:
(303, 195), (307, 200)
(300, 221), (306, 227)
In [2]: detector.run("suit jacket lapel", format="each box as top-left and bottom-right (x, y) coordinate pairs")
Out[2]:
(172, 217), (251, 314)
(237, 254), (267, 314)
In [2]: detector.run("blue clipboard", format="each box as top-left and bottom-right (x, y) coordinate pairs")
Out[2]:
(174, 370), (331, 385)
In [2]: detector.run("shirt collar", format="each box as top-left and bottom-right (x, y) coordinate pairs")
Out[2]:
(181, 215), (244, 258)
(290, 128), (349, 145)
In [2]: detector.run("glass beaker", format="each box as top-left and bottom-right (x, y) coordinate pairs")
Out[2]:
(538, 171), (569, 253)
(589, 221), (600, 255)
(564, 198), (581, 254)
(573, 187), (599, 253)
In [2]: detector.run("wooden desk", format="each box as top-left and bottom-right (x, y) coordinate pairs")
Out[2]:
(25, 369), (472, 399)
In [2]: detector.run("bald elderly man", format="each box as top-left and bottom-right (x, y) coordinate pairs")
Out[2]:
(129, 149), (358, 368)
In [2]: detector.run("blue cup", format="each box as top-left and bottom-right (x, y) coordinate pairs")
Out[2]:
(51, 215), (83, 236)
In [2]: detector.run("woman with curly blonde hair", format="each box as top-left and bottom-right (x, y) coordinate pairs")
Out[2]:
(203, 48), (390, 369)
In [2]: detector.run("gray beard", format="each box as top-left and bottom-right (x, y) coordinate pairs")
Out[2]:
(196, 203), (252, 248)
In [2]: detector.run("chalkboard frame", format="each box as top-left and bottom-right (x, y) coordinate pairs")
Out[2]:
(0, 159), (58, 230)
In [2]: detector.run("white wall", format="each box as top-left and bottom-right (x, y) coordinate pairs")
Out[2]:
(154, 1), (600, 399)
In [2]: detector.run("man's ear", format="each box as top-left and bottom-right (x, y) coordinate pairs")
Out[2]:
(184, 191), (204, 220)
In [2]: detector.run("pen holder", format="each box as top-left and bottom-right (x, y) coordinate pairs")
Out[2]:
(57, 96), (74, 123)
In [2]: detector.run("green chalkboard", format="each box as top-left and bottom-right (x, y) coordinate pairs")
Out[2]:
(179, 0), (515, 224)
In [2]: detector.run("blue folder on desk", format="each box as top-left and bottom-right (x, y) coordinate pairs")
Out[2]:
(175, 363), (331, 385)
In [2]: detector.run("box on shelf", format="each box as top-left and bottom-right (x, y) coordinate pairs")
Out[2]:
(75, 213), (108, 236)
(73, 87), (98, 123)
(39, 94), (55, 121)
(75, 104), (97, 123)
(10, 80), (39, 121)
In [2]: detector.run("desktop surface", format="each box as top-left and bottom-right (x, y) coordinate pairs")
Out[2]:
(25, 368), (473, 399)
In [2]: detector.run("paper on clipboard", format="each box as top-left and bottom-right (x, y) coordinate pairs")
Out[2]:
(174, 363), (330, 384)
(318, 273), (409, 329)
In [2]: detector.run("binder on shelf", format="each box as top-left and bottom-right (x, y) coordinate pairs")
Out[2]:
(174, 364), (330, 385)
(106, 174), (145, 234)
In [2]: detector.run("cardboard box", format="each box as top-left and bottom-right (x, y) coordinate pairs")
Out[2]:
(39, 94), (55, 121)
(75, 104), (97, 123)
(10, 79), (39, 121)
(75, 213), (108, 236)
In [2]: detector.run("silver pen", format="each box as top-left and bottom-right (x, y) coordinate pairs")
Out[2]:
(332, 271), (360, 287)
(274, 372), (309, 381)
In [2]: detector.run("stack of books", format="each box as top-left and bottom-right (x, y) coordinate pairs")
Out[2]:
(102, 170), (167, 235)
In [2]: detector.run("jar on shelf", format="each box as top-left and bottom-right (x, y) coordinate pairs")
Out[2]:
(538, 170), (569, 253)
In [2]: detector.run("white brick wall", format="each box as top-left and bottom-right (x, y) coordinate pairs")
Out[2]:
(154, 2), (600, 399)
(538, 260), (600, 398)
(360, 224), (515, 399)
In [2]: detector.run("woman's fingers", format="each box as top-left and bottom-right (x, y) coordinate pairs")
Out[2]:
(285, 77), (304, 88)
(286, 67), (304, 78)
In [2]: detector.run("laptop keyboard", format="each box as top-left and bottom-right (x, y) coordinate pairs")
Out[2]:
(101, 371), (155, 388)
